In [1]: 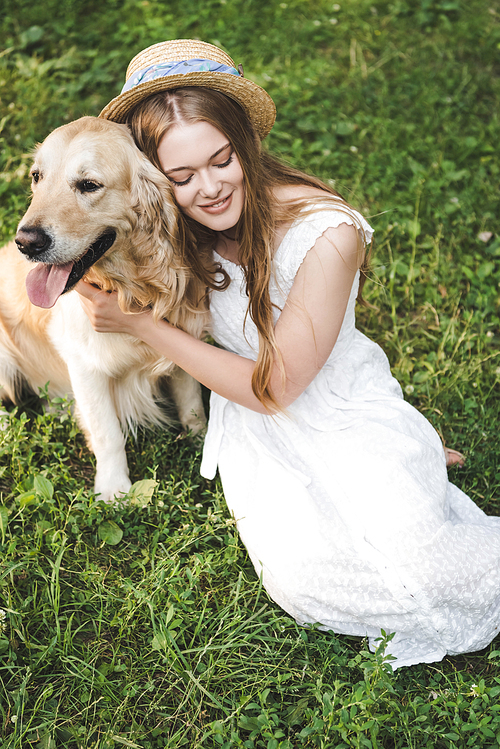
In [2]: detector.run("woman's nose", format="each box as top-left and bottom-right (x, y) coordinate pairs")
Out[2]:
(199, 170), (221, 198)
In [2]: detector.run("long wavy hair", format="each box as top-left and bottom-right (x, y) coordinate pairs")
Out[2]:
(128, 88), (369, 411)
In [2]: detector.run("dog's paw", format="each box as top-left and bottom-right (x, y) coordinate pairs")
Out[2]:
(181, 410), (207, 437)
(0, 409), (10, 431)
(94, 473), (132, 505)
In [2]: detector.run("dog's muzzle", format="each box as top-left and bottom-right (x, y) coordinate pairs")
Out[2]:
(18, 228), (117, 308)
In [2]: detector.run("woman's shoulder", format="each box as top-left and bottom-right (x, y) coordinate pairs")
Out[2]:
(271, 187), (373, 280)
(273, 184), (327, 204)
(272, 184), (349, 248)
(273, 185), (372, 239)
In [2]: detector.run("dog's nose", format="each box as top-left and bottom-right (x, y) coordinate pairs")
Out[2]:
(15, 226), (52, 257)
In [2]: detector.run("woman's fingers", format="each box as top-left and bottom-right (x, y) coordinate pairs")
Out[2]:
(75, 279), (104, 299)
(75, 280), (124, 333)
(75, 279), (152, 337)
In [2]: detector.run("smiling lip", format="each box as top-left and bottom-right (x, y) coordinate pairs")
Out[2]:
(199, 193), (233, 214)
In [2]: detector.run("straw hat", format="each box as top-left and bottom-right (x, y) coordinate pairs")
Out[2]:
(99, 39), (276, 139)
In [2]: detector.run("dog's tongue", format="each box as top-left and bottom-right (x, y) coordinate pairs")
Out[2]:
(25, 262), (74, 308)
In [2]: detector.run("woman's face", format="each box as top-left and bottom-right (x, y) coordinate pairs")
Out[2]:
(157, 120), (245, 232)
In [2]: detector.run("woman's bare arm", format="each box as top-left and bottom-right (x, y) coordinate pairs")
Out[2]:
(76, 222), (360, 413)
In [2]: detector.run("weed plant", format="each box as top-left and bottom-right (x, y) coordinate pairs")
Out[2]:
(1, 0), (500, 746)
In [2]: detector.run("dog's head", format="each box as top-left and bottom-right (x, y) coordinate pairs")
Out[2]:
(15, 116), (180, 310)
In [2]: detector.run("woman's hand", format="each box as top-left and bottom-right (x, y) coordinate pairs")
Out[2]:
(76, 280), (151, 337)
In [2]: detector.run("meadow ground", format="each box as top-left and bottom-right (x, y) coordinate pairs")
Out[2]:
(0, 0), (499, 746)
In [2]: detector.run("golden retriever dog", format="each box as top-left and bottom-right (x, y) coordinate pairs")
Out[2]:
(0, 116), (207, 503)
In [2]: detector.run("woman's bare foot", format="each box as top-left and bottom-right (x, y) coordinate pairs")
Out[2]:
(444, 447), (465, 468)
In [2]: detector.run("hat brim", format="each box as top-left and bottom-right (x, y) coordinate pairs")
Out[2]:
(99, 71), (276, 140)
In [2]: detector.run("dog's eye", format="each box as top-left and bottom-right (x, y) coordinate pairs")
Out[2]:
(31, 170), (40, 184)
(77, 180), (102, 193)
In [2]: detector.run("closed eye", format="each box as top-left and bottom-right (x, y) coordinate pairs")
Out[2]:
(168, 151), (235, 187)
(168, 174), (193, 187)
(215, 153), (234, 169)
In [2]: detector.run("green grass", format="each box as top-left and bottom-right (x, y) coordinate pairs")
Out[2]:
(1, 0), (500, 746)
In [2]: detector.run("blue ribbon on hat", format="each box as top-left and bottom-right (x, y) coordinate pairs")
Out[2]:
(122, 58), (241, 93)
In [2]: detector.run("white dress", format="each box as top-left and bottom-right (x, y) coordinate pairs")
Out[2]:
(200, 206), (500, 670)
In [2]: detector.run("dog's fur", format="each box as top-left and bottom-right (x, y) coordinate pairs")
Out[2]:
(0, 116), (208, 503)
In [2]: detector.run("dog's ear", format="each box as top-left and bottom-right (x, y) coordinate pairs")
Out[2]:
(125, 152), (190, 319)
(130, 154), (177, 241)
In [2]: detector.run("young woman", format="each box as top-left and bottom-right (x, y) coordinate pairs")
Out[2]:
(78, 39), (500, 669)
